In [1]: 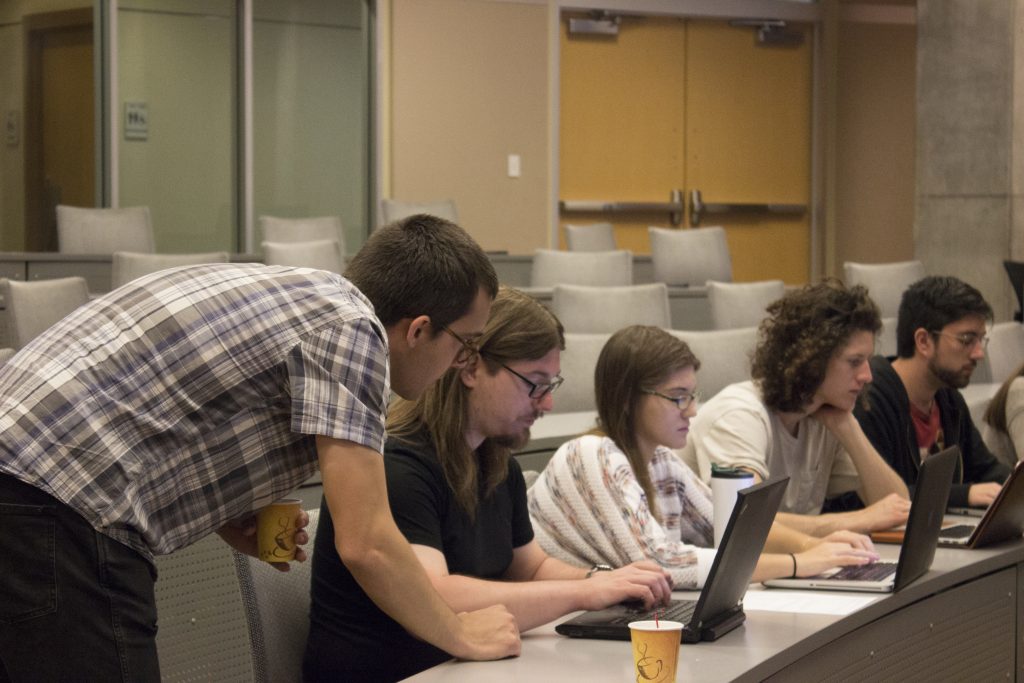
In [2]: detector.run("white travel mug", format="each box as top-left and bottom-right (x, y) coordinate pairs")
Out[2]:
(710, 465), (755, 548)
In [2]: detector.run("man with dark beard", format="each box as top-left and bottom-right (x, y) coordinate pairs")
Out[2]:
(304, 288), (672, 682)
(854, 275), (1010, 509)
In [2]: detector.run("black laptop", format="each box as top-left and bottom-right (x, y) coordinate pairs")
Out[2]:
(554, 477), (788, 643)
(766, 446), (958, 593)
(937, 458), (1024, 548)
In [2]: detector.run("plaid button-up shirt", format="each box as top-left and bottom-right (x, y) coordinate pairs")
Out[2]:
(0, 263), (389, 561)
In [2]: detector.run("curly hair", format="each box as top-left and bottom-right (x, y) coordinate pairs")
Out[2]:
(751, 279), (880, 413)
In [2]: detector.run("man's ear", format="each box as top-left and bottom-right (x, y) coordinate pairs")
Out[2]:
(460, 356), (480, 387)
(913, 327), (934, 357)
(405, 315), (432, 348)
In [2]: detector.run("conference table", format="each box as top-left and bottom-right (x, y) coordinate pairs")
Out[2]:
(408, 530), (1024, 682)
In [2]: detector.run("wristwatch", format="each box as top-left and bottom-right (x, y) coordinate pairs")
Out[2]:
(585, 563), (613, 578)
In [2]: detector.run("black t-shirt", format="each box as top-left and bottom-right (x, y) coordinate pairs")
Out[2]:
(303, 427), (534, 682)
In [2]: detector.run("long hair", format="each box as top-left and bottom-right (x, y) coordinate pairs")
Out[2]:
(984, 360), (1024, 432)
(387, 287), (564, 518)
(593, 325), (700, 522)
(751, 279), (880, 413)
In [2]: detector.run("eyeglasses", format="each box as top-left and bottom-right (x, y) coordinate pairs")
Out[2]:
(440, 325), (481, 365)
(642, 389), (702, 411)
(929, 330), (989, 351)
(500, 363), (564, 400)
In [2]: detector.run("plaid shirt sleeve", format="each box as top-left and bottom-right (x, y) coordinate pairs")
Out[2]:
(286, 316), (390, 454)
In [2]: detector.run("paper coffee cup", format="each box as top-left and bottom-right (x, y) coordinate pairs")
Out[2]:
(257, 498), (302, 563)
(628, 620), (683, 683)
(710, 465), (754, 548)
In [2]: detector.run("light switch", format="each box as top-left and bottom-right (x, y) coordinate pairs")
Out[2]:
(507, 154), (521, 178)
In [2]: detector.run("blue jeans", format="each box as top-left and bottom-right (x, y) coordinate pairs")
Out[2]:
(0, 473), (160, 682)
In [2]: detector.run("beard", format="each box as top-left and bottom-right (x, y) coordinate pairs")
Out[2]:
(492, 429), (530, 451)
(928, 356), (974, 389)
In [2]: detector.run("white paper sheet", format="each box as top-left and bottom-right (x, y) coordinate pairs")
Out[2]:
(742, 589), (878, 616)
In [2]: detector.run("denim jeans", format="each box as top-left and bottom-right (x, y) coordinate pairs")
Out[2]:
(0, 473), (160, 682)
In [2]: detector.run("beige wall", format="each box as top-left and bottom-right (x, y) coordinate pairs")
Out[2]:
(834, 17), (916, 272)
(389, 0), (550, 254)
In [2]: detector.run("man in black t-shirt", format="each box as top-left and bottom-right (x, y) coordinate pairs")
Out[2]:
(304, 288), (673, 682)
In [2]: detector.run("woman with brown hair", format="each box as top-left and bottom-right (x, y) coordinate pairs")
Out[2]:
(528, 325), (878, 589)
(982, 360), (1024, 466)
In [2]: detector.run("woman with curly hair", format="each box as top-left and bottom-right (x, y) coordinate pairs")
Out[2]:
(678, 279), (911, 536)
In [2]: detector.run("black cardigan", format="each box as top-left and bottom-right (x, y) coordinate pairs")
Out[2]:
(852, 355), (1009, 508)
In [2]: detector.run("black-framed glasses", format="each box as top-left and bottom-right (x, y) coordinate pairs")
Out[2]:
(440, 325), (481, 364)
(500, 363), (564, 400)
(642, 389), (702, 411)
(929, 330), (989, 351)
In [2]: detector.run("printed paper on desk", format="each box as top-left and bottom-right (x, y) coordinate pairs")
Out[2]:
(742, 589), (877, 616)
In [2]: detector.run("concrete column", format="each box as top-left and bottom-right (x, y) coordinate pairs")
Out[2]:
(916, 0), (1018, 319)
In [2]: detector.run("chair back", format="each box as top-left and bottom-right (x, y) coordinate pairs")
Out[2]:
(555, 332), (611, 413)
(669, 327), (758, 399)
(531, 249), (632, 288)
(564, 222), (616, 252)
(56, 205), (155, 254)
(259, 216), (344, 252)
(842, 260), (925, 318)
(380, 199), (458, 224)
(706, 279), (784, 330)
(155, 534), (263, 682)
(648, 226), (731, 286)
(262, 240), (344, 274)
(0, 277), (91, 350)
(236, 508), (321, 683)
(552, 283), (670, 334)
(112, 251), (230, 289)
(980, 321), (1024, 385)
(877, 316), (898, 358)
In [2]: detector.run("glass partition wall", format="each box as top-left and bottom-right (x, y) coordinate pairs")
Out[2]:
(0, 0), (372, 254)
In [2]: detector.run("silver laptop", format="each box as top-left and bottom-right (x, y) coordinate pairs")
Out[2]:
(764, 446), (958, 593)
(937, 458), (1024, 548)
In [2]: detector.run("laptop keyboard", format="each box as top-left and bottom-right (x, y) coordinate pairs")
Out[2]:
(828, 561), (898, 582)
(611, 599), (696, 625)
(938, 524), (975, 539)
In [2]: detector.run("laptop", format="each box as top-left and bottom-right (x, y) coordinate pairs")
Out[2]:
(554, 477), (788, 643)
(936, 458), (1024, 548)
(764, 446), (958, 593)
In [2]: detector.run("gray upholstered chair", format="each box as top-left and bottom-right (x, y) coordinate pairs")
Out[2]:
(380, 199), (458, 224)
(555, 332), (611, 414)
(154, 533), (262, 682)
(262, 239), (344, 274)
(564, 222), (616, 252)
(0, 277), (91, 350)
(648, 226), (732, 286)
(530, 249), (632, 288)
(552, 283), (670, 334)
(669, 326), (759, 400)
(56, 205), (155, 254)
(842, 260), (925, 318)
(706, 279), (784, 330)
(111, 251), (230, 289)
(981, 321), (1024, 386)
(236, 507), (321, 683)
(877, 316), (898, 358)
(258, 215), (344, 252)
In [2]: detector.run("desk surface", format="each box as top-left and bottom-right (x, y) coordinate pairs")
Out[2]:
(406, 529), (1024, 682)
